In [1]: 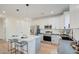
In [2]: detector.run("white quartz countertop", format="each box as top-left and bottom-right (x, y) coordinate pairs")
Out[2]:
(18, 35), (40, 42)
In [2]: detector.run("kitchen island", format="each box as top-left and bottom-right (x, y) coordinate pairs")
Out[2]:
(9, 35), (41, 54)
(20, 35), (41, 54)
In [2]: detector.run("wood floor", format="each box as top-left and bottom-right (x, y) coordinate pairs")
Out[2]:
(39, 41), (58, 54)
(0, 39), (10, 54)
(0, 39), (58, 54)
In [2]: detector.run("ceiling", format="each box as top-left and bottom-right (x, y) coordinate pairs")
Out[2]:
(0, 4), (69, 19)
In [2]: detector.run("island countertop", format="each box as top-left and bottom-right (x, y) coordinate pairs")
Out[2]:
(18, 35), (41, 42)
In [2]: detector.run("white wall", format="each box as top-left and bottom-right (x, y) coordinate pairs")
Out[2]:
(5, 17), (31, 41)
(32, 15), (64, 29)
(0, 18), (5, 39)
(5, 17), (17, 40)
(70, 5), (79, 41)
(16, 18), (31, 37)
(70, 5), (79, 28)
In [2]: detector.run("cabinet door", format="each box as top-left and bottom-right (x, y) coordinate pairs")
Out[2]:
(35, 36), (41, 53)
(52, 35), (61, 44)
(52, 39), (56, 44)
(27, 39), (36, 54)
(52, 37), (59, 44)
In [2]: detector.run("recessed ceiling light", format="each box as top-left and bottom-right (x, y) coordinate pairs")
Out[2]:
(2, 11), (5, 13)
(50, 11), (54, 14)
(16, 9), (19, 12)
(26, 4), (29, 7)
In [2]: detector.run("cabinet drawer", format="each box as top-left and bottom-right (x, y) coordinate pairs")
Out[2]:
(52, 39), (59, 44)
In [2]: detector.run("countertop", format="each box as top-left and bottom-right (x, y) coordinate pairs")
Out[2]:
(18, 35), (40, 42)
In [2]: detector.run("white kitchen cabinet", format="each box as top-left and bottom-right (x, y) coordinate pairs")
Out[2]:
(35, 35), (41, 53)
(27, 38), (36, 54)
(51, 35), (61, 44)
(52, 38), (59, 44)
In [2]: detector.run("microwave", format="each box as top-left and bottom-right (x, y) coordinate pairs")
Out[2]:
(44, 25), (52, 29)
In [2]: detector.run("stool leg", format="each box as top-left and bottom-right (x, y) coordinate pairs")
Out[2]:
(8, 41), (9, 52)
(10, 43), (12, 54)
(20, 46), (23, 54)
(8, 42), (12, 54)
(21, 47), (23, 54)
(27, 43), (28, 54)
(15, 43), (17, 54)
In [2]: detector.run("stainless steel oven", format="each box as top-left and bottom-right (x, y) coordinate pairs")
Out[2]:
(43, 35), (51, 42)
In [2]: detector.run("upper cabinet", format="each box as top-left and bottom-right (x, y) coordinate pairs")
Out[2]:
(64, 11), (70, 29)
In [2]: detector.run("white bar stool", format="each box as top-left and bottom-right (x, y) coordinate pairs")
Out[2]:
(16, 41), (28, 54)
(8, 39), (18, 54)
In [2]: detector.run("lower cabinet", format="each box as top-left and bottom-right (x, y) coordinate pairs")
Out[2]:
(23, 35), (41, 54)
(28, 39), (36, 54)
(35, 36), (41, 53)
(51, 35), (61, 44)
(22, 38), (36, 54)
(52, 38), (59, 44)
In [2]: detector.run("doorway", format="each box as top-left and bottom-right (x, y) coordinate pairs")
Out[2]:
(0, 17), (6, 40)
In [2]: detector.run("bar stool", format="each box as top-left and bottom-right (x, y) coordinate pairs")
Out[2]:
(8, 39), (18, 54)
(16, 41), (28, 54)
